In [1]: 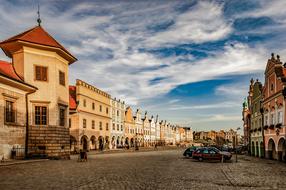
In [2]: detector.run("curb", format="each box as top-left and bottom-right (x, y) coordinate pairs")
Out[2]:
(0, 159), (49, 167)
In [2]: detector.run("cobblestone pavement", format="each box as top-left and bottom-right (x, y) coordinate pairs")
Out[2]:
(0, 149), (286, 190)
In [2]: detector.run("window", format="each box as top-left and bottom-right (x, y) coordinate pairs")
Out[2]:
(100, 105), (102, 112)
(69, 118), (71, 128)
(203, 149), (209, 154)
(83, 119), (86, 128)
(113, 123), (115, 130)
(92, 103), (95, 110)
(278, 111), (283, 123)
(92, 120), (95, 129)
(271, 84), (274, 91)
(35, 66), (48, 81)
(5, 100), (15, 123)
(117, 110), (119, 116)
(106, 123), (109, 131)
(271, 113), (275, 124)
(117, 124), (119, 131)
(209, 150), (216, 154)
(106, 107), (109, 114)
(83, 99), (86, 107)
(59, 71), (65, 86)
(59, 107), (65, 126)
(35, 106), (47, 125)
(99, 122), (102, 130)
(265, 115), (268, 125)
(121, 125), (123, 131)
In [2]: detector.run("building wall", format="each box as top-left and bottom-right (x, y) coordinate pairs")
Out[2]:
(134, 109), (143, 147)
(262, 56), (286, 160)
(150, 117), (156, 145)
(111, 98), (125, 149)
(13, 46), (71, 159)
(69, 79), (112, 151)
(0, 83), (27, 159)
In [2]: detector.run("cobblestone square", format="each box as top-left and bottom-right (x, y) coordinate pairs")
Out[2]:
(1, 149), (286, 190)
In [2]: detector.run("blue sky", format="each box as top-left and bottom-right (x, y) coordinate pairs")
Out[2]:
(0, 0), (285, 132)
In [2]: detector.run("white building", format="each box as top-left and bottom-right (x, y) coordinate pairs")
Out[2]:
(110, 98), (125, 149)
(134, 109), (143, 147)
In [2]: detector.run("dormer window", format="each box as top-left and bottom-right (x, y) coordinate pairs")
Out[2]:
(271, 83), (274, 91)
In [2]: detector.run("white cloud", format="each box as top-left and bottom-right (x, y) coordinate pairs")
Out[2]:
(192, 114), (241, 123)
(215, 83), (249, 97)
(168, 101), (239, 110)
(145, 1), (232, 47)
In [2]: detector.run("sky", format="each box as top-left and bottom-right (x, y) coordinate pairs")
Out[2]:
(1, 0), (286, 132)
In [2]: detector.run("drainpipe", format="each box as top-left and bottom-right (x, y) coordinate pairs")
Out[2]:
(25, 91), (35, 159)
(260, 100), (265, 158)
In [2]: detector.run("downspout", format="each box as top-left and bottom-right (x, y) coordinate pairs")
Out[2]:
(25, 91), (35, 159)
(10, 58), (36, 159)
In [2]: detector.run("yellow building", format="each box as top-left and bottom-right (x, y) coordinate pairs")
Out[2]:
(0, 25), (76, 159)
(124, 107), (136, 148)
(69, 79), (111, 152)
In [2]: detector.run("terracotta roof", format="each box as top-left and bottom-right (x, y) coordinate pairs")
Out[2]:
(0, 26), (76, 63)
(69, 86), (77, 109)
(0, 60), (22, 81)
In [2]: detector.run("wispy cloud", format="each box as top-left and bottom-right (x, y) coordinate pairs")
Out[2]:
(192, 114), (242, 123)
(168, 102), (239, 110)
(0, 0), (282, 130)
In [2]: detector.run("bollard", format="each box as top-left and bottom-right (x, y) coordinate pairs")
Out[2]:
(221, 154), (224, 163)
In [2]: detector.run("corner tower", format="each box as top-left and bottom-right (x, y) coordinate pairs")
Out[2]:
(0, 25), (77, 159)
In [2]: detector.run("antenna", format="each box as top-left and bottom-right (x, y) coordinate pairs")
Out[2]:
(37, 3), (42, 26)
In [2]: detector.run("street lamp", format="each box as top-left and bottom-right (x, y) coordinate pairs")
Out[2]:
(235, 127), (241, 163)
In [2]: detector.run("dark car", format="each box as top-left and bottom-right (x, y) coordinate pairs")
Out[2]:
(192, 147), (232, 161)
(183, 147), (197, 157)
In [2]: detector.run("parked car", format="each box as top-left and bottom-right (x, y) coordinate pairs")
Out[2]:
(183, 147), (197, 157)
(192, 147), (232, 161)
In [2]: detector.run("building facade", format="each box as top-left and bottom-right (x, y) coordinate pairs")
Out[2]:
(69, 79), (112, 152)
(134, 109), (143, 147)
(250, 80), (264, 157)
(262, 54), (286, 161)
(111, 98), (125, 149)
(124, 107), (136, 148)
(0, 25), (76, 159)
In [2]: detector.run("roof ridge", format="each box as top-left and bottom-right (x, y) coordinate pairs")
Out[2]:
(0, 25), (38, 44)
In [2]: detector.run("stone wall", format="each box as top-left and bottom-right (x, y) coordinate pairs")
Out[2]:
(28, 126), (70, 159)
(0, 83), (27, 159)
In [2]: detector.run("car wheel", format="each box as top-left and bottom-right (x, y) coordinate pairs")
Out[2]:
(198, 157), (203, 162)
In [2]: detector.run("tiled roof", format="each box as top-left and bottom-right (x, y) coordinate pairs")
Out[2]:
(0, 60), (22, 81)
(0, 26), (76, 63)
(69, 85), (77, 109)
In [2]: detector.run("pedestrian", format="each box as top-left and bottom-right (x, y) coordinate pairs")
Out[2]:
(154, 143), (158, 150)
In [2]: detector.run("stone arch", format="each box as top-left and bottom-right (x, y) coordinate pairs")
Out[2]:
(251, 141), (255, 156)
(125, 137), (129, 148)
(260, 141), (265, 158)
(121, 137), (124, 146)
(277, 137), (286, 161)
(80, 135), (89, 151)
(256, 141), (259, 157)
(98, 136), (104, 151)
(130, 138), (134, 147)
(116, 136), (120, 148)
(267, 138), (276, 160)
(90, 136), (97, 150)
(105, 136), (110, 149)
(70, 135), (77, 153)
(111, 136), (116, 149)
